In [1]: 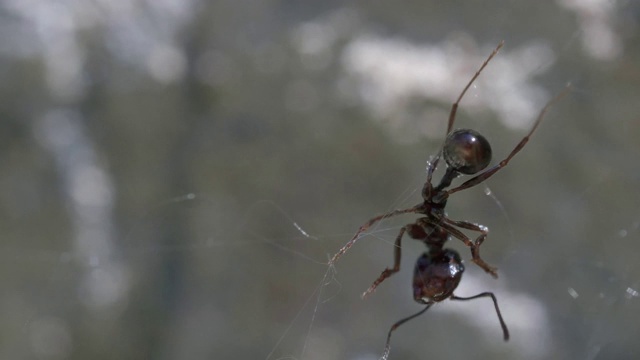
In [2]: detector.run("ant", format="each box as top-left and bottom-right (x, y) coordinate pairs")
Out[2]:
(328, 41), (570, 358)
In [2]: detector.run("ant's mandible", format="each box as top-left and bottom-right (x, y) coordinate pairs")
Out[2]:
(328, 41), (570, 358)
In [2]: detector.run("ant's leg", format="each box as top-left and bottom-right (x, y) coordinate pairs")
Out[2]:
(380, 304), (433, 360)
(437, 221), (498, 278)
(362, 227), (407, 299)
(447, 84), (571, 196)
(422, 150), (442, 200)
(442, 217), (490, 257)
(451, 292), (509, 340)
(329, 205), (421, 265)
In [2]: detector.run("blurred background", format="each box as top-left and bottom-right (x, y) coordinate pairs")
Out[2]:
(1, 0), (640, 359)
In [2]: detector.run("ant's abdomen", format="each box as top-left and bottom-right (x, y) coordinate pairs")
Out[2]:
(413, 249), (464, 303)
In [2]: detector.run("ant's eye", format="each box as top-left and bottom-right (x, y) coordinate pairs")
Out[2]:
(443, 129), (492, 175)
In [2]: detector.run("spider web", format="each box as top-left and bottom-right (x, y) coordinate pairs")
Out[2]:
(4, 1), (640, 359)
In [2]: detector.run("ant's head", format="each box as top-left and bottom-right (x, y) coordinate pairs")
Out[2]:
(443, 129), (492, 175)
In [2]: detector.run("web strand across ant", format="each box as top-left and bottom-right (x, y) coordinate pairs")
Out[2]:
(328, 41), (570, 358)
